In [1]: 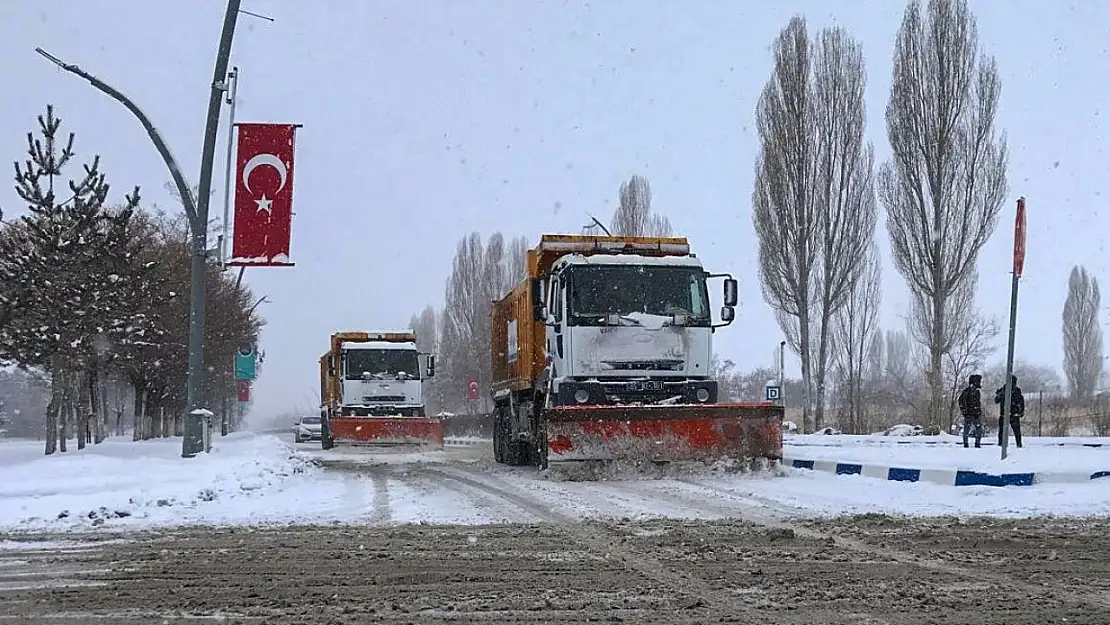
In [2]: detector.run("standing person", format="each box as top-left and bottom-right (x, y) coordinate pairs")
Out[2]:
(958, 374), (984, 449)
(994, 375), (1025, 448)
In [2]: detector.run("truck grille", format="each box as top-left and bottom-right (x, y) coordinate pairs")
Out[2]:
(603, 360), (684, 371)
(363, 395), (406, 403)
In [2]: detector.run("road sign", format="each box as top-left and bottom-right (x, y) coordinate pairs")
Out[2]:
(235, 348), (256, 381)
(467, 378), (480, 401)
(1013, 197), (1026, 278)
(765, 385), (782, 402)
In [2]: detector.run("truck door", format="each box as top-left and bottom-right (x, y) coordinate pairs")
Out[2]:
(549, 273), (568, 379)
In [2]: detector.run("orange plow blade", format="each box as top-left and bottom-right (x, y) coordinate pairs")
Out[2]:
(545, 402), (783, 465)
(330, 416), (444, 448)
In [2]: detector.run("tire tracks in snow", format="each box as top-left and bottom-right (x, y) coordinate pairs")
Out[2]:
(679, 477), (1110, 612)
(423, 463), (805, 623)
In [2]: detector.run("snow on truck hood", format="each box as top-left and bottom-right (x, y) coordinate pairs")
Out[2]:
(574, 324), (697, 374)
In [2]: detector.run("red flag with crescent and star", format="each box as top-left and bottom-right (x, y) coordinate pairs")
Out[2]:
(229, 122), (298, 266)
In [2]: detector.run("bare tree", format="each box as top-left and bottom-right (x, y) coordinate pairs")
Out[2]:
(880, 0), (1009, 424)
(810, 26), (878, 429)
(609, 175), (672, 237)
(409, 306), (439, 354)
(1062, 265), (1103, 400)
(940, 289), (999, 428)
(832, 244), (881, 432)
(753, 17), (876, 430)
(441, 233), (487, 411)
(504, 235), (530, 292)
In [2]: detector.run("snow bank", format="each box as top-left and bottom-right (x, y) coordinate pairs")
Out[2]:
(725, 470), (1110, 518)
(786, 433), (1105, 448)
(0, 434), (340, 531)
(783, 441), (1110, 474)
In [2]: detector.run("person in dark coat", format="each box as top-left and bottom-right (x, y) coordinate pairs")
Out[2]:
(994, 375), (1025, 448)
(958, 374), (984, 448)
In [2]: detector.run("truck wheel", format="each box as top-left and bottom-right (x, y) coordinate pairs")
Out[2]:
(493, 411), (506, 464)
(506, 441), (528, 466)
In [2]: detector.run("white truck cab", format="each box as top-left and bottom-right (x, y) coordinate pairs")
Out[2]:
(340, 340), (434, 417)
(539, 251), (737, 408)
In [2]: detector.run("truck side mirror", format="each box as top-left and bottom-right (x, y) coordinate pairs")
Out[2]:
(721, 306), (735, 323)
(723, 278), (738, 307)
(425, 354), (436, 378)
(531, 279), (544, 321)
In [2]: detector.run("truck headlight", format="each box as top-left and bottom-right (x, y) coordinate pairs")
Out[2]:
(574, 389), (590, 403)
(695, 388), (710, 402)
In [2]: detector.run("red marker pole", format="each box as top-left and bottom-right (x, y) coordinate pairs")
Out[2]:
(1001, 197), (1026, 460)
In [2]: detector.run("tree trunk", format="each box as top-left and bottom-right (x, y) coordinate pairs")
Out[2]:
(65, 373), (76, 451)
(44, 395), (58, 456)
(814, 312), (832, 431)
(798, 308), (813, 433)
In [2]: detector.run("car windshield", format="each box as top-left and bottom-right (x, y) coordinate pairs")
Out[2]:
(568, 265), (709, 325)
(344, 349), (420, 380)
(300, 416), (320, 425)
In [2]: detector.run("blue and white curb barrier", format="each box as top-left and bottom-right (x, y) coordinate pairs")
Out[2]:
(783, 457), (1110, 487)
(444, 438), (489, 447)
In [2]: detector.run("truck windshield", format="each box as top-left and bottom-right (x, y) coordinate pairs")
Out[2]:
(567, 265), (710, 325)
(344, 349), (420, 380)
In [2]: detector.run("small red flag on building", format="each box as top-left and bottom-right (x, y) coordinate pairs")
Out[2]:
(229, 122), (299, 266)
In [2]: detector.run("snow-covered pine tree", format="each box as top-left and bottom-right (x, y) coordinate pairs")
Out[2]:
(0, 105), (140, 454)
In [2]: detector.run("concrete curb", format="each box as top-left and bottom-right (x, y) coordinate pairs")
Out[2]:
(783, 457), (1110, 488)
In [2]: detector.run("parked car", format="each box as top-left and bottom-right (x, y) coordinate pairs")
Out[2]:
(294, 415), (322, 443)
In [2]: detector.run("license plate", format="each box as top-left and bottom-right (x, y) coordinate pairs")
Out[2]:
(626, 381), (663, 391)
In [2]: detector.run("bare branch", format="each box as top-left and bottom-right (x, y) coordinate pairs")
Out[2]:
(34, 48), (200, 229)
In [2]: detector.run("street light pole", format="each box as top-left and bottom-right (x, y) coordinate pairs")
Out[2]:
(187, 0), (243, 445)
(219, 66), (240, 269)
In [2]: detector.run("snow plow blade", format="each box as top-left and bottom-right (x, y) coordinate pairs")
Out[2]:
(328, 417), (445, 448)
(545, 402), (783, 466)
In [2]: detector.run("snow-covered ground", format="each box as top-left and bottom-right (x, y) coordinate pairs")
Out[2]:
(1, 432), (1108, 534)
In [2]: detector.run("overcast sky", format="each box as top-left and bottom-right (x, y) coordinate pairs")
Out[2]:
(2, 0), (1108, 418)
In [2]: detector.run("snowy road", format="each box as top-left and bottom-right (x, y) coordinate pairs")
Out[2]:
(4, 434), (1110, 623)
(3, 516), (1110, 624)
(4, 432), (1110, 534)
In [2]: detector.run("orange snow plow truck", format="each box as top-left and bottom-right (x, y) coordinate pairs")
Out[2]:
(319, 331), (443, 449)
(490, 234), (784, 469)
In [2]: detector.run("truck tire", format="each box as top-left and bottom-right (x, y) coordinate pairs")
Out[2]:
(493, 409), (506, 464)
(506, 441), (528, 466)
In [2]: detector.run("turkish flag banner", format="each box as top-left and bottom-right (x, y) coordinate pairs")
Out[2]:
(237, 379), (252, 402)
(229, 123), (298, 266)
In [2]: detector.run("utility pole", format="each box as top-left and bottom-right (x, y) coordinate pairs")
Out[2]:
(184, 0), (243, 458)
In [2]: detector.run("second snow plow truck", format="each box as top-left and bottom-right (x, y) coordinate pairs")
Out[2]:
(319, 331), (443, 449)
(490, 234), (784, 470)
